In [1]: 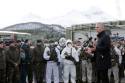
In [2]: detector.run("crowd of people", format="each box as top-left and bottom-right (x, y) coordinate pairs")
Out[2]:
(0, 23), (125, 83)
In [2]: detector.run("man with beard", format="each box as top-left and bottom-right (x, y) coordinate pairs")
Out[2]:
(0, 41), (6, 83)
(6, 40), (20, 83)
(32, 40), (46, 83)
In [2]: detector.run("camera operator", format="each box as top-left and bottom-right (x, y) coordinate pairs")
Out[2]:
(79, 37), (94, 83)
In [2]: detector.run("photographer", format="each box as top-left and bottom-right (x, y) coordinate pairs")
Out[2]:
(80, 38), (94, 83)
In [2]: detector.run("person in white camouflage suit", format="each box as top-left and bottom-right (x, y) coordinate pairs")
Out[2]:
(61, 39), (79, 83)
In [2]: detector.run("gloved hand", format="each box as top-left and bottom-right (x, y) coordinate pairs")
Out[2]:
(57, 62), (60, 66)
(47, 51), (50, 56)
(74, 62), (79, 65)
(65, 56), (76, 63)
(54, 58), (58, 62)
(64, 52), (69, 56)
(65, 56), (72, 60)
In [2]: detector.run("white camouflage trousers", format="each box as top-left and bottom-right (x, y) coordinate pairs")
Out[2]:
(82, 60), (92, 83)
(108, 64), (119, 83)
(63, 63), (76, 83)
(46, 61), (59, 83)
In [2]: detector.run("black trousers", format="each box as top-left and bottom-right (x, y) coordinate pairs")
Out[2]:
(97, 69), (109, 83)
(0, 69), (6, 83)
(20, 63), (33, 83)
(76, 62), (82, 82)
(6, 65), (20, 83)
(33, 62), (46, 83)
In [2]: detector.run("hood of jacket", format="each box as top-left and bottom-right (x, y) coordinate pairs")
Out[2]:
(66, 39), (72, 47)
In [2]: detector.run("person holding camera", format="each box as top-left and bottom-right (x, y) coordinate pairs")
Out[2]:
(80, 39), (94, 83)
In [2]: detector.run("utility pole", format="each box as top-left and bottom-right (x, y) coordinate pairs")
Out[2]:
(89, 26), (91, 37)
(71, 27), (73, 41)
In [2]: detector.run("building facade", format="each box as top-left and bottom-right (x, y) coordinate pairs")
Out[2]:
(66, 21), (125, 42)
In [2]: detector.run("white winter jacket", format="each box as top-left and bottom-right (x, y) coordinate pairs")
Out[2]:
(61, 39), (79, 64)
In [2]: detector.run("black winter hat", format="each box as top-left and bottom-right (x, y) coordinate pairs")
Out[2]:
(5, 41), (10, 46)
(16, 40), (21, 43)
(25, 39), (29, 43)
(9, 40), (15, 44)
(37, 40), (42, 43)
(0, 41), (3, 44)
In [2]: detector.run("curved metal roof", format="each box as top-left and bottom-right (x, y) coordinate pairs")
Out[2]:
(0, 31), (31, 35)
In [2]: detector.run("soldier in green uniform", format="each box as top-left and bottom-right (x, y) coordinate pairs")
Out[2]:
(6, 41), (20, 83)
(0, 41), (6, 83)
(32, 40), (46, 83)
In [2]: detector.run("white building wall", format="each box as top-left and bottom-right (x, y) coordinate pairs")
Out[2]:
(73, 29), (125, 41)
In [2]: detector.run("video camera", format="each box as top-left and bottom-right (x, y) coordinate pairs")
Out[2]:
(82, 37), (93, 50)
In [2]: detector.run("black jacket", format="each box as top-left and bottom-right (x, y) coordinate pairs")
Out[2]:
(32, 45), (45, 63)
(21, 44), (32, 64)
(6, 46), (20, 67)
(95, 31), (111, 70)
(0, 49), (6, 69)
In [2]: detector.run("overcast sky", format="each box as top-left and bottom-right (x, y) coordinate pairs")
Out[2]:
(0, 0), (125, 28)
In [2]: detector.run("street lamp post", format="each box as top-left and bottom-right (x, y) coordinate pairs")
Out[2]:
(71, 27), (73, 41)
(89, 26), (91, 37)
